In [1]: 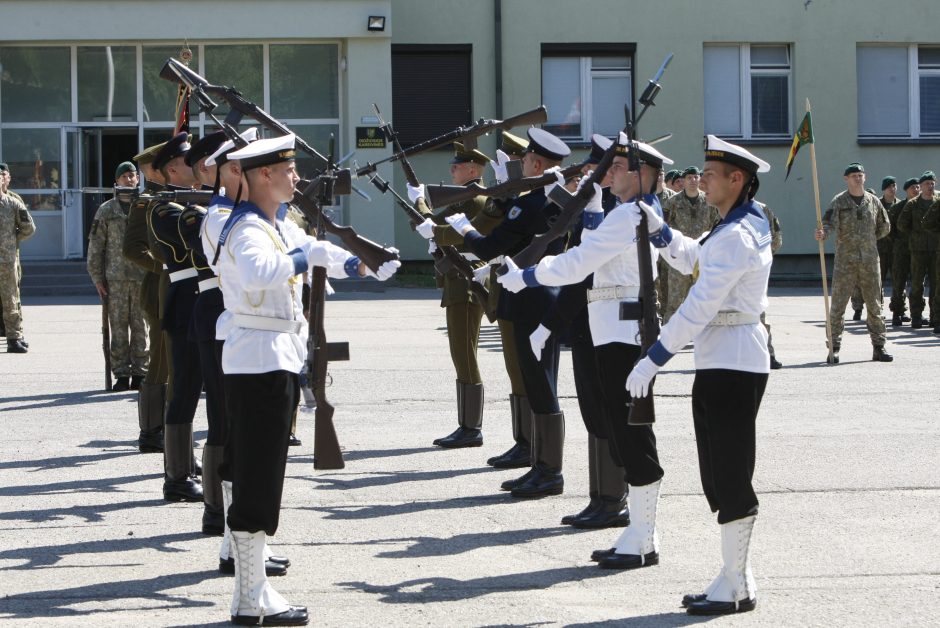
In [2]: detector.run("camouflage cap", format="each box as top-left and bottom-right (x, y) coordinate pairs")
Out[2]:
(450, 142), (490, 166)
(114, 161), (137, 180)
(500, 131), (529, 157)
(903, 177), (920, 190)
(918, 170), (936, 183)
(843, 162), (865, 176)
(881, 176), (896, 190)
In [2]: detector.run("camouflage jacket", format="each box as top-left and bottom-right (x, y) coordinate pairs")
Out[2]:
(0, 192), (36, 264)
(918, 195), (940, 240)
(758, 202), (783, 255)
(897, 193), (939, 252)
(87, 197), (147, 284)
(822, 190), (890, 261)
(663, 190), (719, 239)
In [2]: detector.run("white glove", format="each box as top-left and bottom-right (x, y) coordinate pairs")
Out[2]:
(496, 257), (528, 293)
(637, 199), (664, 233)
(489, 149), (511, 184)
(445, 212), (474, 236)
(626, 356), (660, 399)
(407, 183), (426, 204)
(416, 218), (435, 239)
(542, 166), (566, 197)
(529, 324), (551, 359)
(366, 259), (401, 281)
(428, 240), (438, 254)
(472, 265), (490, 284)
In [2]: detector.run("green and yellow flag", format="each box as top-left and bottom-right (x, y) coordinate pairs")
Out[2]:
(785, 111), (814, 180)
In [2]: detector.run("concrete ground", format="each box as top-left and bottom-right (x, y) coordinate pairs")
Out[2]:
(1, 287), (938, 627)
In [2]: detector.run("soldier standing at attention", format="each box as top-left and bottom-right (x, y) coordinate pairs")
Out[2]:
(758, 203), (783, 369)
(87, 162), (149, 391)
(814, 163), (893, 363)
(0, 162), (28, 346)
(0, 163), (35, 354)
(917, 178), (940, 334)
(888, 178), (918, 326)
(897, 171), (938, 328)
(660, 166), (720, 323)
(877, 177), (898, 300)
(410, 143), (494, 449)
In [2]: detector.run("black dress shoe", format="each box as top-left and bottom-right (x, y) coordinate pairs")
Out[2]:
(872, 347), (894, 362)
(510, 466), (563, 498)
(902, 315), (911, 322)
(130, 375), (144, 390)
(6, 339), (27, 354)
(500, 467), (536, 491)
(202, 506), (224, 536)
(682, 593), (707, 608)
(288, 433), (302, 447)
(826, 349), (839, 364)
(268, 554), (291, 567)
(138, 429), (164, 453)
(911, 316), (925, 329)
(487, 442), (531, 469)
(20, 338), (29, 348)
(432, 426), (482, 449)
(572, 501), (629, 529)
(591, 547), (616, 562)
(892, 315), (902, 327)
(769, 357), (782, 370)
(232, 606), (309, 626)
(598, 550), (659, 570)
(112, 377), (130, 392)
(219, 556), (288, 577)
(686, 597), (756, 615)
(852, 309), (862, 321)
(561, 499), (600, 526)
(163, 477), (203, 502)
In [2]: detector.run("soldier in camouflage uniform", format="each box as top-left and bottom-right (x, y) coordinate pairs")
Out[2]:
(888, 178), (917, 326)
(0, 163), (35, 354)
(87, 162), (149, 391)
(655, 170), (676, 319)
(758, 203), (783, 368)
(660, 166), (720, 323)
(814, 163), (893, 363)
(918, 177), (940, 333)
(897, 171), (939, 328)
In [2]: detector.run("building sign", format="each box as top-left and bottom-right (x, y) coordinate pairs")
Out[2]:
(356, 126), (386, 149)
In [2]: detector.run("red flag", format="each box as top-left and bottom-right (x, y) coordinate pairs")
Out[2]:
(173, 84), (190, 135)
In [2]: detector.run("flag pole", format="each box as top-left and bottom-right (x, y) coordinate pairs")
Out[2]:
(806, 98), (834, 362)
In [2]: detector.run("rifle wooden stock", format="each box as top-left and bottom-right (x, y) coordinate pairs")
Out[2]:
(292, 185), (398, 274)
(309, 264), (344, 470)
(624, 210), (659, 425)
(102, 295), (112, 391)
(426, 161), (585, 209)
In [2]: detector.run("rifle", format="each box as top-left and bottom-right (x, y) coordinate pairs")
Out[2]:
(101, 294), (112, 391)
(617, 54), (674, 426)
(157, 189), (214, 206)
(354, 105), (548, 178)
(424, 160), (587, 209)
(368, 104), (495, 321)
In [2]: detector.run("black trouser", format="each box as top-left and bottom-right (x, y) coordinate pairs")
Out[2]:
(691, 369), (768, 524)
(594, 342), (663, 486)
(569, 312), (608, 438)
(512, 313), (561, 414)
(198, 339), (225, 446)
(216, 341), (234, 483)
(163, 329), (203, 426)
(226, 370), (298, 536)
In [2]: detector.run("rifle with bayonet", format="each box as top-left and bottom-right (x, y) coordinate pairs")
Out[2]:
(424, 160), (587, 209)
(367, 104), (495, 321)
(354, 105), (548, 178)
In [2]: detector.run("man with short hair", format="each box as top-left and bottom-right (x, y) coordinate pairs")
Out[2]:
(0, 162), (35, 354)
(815, 163), (893, 362)
(897, 171), (939, 328)
(917, 175), (940, 333)
(87, 162), (148, 391)
(888, 178), (918, 326)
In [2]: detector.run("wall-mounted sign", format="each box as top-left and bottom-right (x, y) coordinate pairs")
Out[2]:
(356, 126), (386, 149)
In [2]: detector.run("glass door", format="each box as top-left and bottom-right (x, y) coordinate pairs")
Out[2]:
(61, 127), (84, 259)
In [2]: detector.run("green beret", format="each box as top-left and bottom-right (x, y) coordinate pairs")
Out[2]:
(500, 131), (528, 158)
(450, 142), (490, 166)
(663, 169), (678, 182)
(115, 161), (137, 180)
(881, 176), (896, 190)
(0, 162), (8, 173)
(682, 166), (702, 176)
(844, 162), (865, 176)
(903, 177), (919, 190)
(918, 170), (936, 183)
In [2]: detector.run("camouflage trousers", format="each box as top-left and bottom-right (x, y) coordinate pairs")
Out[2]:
(662, 265), (692, 324)
(0, 259), (24, 340)
(889, 242), (910, 315)
(909, 250), (935, 320)
(107, 280), (148, 377)
(830, 260), (886, 348)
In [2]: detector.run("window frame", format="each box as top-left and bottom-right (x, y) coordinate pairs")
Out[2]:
(540, 43), (636, 144)
(857, 44), (940, 142)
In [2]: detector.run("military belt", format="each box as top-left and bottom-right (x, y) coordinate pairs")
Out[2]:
(232, 313), (303, 334)
(707, 311), (760, 327)
(169, 267), (198, 283)
(587, 285), (639, 303)
(198, 277), (219, 293)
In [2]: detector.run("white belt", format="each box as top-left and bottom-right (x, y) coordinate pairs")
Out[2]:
(489, 255), (505, 266)
(707, 311), (760, 327)
(198, 277), (219, 293)
(461, 252), (480, 262)
(232, 313), (303, 334)
(169, 267), (198, 283)
(162, 264), (168, 270)
(587, 285), (639, 303)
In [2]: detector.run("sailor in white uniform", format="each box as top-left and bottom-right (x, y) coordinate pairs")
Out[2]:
(627, 135), (772, 616)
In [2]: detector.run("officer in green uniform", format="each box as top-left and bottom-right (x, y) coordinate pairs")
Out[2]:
(918, 177), (940, 333)
(888, 178), (918, 326)
(878, 176), (898, 294)
(122, 142), (170, 453)
(897, 171), (939, 328)
(410, 143), (498, 448)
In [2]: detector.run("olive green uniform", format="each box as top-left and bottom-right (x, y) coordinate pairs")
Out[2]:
(888, 199), (911, 316)
(897, 194), (939, 322)
(918, 197), (940, 327)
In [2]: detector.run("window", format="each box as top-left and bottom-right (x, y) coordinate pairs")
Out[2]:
(77, 46), (137, 122)
(858, 45), (940, 138)
(204, 45), (264, 119)
(0, 46), (71, 123)
(392, 45), (472, 148)
(541, 45), (633, 142)
(142, 45), (200, 124)
(704, 44), (791, 139)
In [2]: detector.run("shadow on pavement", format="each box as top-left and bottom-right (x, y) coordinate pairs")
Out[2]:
(0, 473), (160, 498)
(0, 389), (134, 412)
(0, 497), (165, 524)
(0, 450), (141, 472)
(565, 613), (713, 627)
(0, 531), (202, 570)
(300, 492), (516, 520)
(286, 446), (440, 465)
(294, 465), (495, 490)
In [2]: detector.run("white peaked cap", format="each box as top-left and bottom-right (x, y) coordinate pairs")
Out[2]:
(616, 132), (674, 166)
(227, 133), (297, 170)
(704, 134), (770, 173)
(206, 127), (260, 167)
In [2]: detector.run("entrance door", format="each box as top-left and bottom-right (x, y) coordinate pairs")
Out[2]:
(78, 128), (138, 256)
